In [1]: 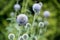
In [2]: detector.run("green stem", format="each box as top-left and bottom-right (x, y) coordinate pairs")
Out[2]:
(21, 0), (26, 13)
(21, 0), (29, 13)
(32, 13), (36, 26)
(30, 13), (37, 35)
(44, 17), (48, 32)
(16, 0), (19, 4)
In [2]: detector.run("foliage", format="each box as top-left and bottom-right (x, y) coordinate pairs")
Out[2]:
(0, 0), (60, 40)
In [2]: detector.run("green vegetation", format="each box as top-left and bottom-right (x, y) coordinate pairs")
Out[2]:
(0, 0), (60, 40)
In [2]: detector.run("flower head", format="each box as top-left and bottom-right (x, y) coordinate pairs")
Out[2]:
(18, 36), (24, 40)
(22, 34), (29, 40)
(8, 33), (15, 40)
(25, 23), (31, 29)
(43, 11), (50, 17)
(14, 4), (20, 11)
(38, 22), (44, 28)
(17, 14), (28, 25)
(32, 3), (41, 13)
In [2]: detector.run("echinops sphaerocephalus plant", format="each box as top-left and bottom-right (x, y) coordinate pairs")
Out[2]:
(6, 0), (50, 40)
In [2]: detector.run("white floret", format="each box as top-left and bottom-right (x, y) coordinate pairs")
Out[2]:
(8, 33), (15, 39)
(22, 34), (29, 40)
(25, 23), (31, 29)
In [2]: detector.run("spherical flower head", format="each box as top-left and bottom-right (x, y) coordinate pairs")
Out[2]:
(22, 34), (29, 40)
(32, 3), (41, 13)
(17, 14), (28, 25)
(18, 36), (24, 40)
(8, 33), (15, 40)
(38, 22), (44, 28)
(14, 4), (20, 11)
(25, 23), (31, 29)
(43, 11), (50, 18)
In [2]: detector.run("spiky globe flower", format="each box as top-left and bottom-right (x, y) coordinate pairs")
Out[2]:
(25, 23), (31, 29)
(18, 36), (24, 40)
(22, 34), (29, 40)
(32, 3), (41, 13)
(8, 33), (15, 40)
(38, 22), (44, 28)
(17, 14), (28, 25)
(43, 11), (50, 17)
(14, 4), (20, 11)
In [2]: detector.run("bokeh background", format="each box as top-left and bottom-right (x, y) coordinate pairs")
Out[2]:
(0, 0), (60, 40)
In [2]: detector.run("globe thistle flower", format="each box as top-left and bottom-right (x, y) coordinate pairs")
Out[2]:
(17, 14), (28, 25)
(22, 34), (29, 40)
(44, 21), (49, 26)
(25, 23), (31, 29)
(38, 22), (44, 28)
(32, 3), (41, 13)
(43, 11), (50, 18)
(18, 36), (24, 40)
(14, 4), (21, 11)
(8, 33), (15, 40)
(32, 36), (37, 40)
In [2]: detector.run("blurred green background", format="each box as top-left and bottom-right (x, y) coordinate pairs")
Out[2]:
(0, 0), (60, 40)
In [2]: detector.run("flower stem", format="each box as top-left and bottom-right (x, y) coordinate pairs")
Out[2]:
(30, 13), (37, 35)
(32, 13), (36, 26)
(16, 0), (19, 4)
(44, 17), (48, 32)
(21, 0), (29, 13)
